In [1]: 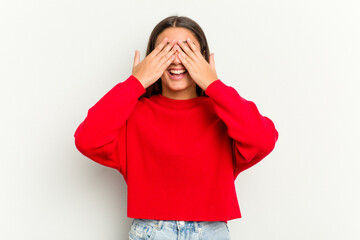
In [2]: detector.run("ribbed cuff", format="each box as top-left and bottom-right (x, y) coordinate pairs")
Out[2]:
(126, 75), (146, 97)
(205, 79), (222, 97)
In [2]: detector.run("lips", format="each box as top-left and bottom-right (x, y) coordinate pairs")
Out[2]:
(168, 70), (187, 75)
(167, 69), (187, 80)
(167, 66), (187, 75)
(168, 68), (186, 71)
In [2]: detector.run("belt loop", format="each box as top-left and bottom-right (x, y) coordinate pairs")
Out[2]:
(195, 221), (202, 232)
(155, 220), (163, 230)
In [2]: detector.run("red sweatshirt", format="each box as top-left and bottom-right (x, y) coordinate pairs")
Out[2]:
(74, 75), (278, 222)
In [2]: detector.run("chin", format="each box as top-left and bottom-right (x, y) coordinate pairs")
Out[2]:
(161, 76), (194, 92)
(166, 80), (189, 91)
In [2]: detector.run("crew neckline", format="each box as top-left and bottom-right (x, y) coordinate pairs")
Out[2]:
(150, 94), (209, 109)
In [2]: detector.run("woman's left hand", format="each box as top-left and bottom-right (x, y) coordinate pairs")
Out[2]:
(176, 38), (218, 91)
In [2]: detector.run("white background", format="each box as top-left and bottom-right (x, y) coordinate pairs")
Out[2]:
(1, 0), (359, 239)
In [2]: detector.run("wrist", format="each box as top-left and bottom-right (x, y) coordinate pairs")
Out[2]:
(132, 74), (147, 89)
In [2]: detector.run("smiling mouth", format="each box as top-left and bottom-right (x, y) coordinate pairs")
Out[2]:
(167, 70), (188, 76)
(167, 69), (188, 80)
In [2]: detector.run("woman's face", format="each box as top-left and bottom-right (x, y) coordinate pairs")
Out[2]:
(154, 27), (202, 98)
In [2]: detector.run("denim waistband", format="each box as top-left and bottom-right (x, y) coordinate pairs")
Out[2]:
(132, 218), (225, 233)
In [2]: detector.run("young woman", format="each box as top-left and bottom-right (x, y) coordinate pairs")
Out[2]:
(74, 15), (279, 240)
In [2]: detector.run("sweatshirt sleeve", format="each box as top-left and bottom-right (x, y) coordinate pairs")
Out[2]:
(74, 75), (146, 180)
(205, 79), (279, 178)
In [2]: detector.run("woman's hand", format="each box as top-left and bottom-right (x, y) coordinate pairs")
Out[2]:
(132, 38), (178, 89)
(176, 38), (218, 91)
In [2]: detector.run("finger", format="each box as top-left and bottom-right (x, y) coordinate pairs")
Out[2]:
(148, 37), (169, 58)
(177, 39), (197, 62)
(133, 50), (140, 68)
(176, 44), (194, 65)
(209, 53), (215, 69)
(159, 44), (178, 66)
(160, 54), (176, 72)
(156, 40), (176, 63)
(177, 49), (193, 73)
(186, 38), (202, 58)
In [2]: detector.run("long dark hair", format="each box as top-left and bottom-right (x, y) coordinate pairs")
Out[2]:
(139, 15), (210, 99)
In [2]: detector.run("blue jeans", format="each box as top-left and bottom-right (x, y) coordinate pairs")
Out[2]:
(128, 218), (231, 240)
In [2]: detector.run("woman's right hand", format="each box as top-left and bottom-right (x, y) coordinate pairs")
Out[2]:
(132, 37), (178, 89)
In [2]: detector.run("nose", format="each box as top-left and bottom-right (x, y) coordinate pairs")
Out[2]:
(172, 50), (181, 64)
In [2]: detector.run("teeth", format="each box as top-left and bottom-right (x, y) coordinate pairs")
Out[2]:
(169, 69), (186, 74)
